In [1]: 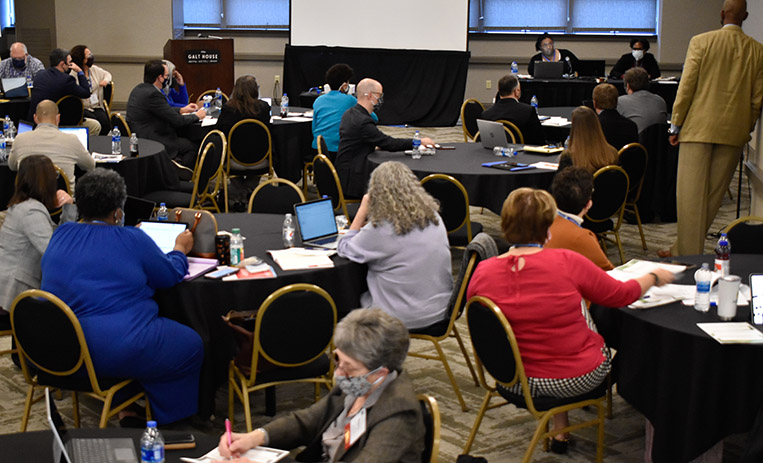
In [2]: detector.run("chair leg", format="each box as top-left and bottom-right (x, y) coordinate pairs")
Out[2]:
(432, 341), (468, 412)
(606, 373), (613, 419)
(224, 174), (230, 213)
(72, 391), (80, 428)
(462, 390), (493, 454)
(452, 325), (479, 387)
(99, 391), (115, 428)
(615, 232), (625, 264)
(20, 385), (35, 432)
(596, 402), (606, 463)
(242, 378), (253, 433)
(523, 413), (552, 463)
(633, 204), (647, 250)
(228, 368), (236, 428)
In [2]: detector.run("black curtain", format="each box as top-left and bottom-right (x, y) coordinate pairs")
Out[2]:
(283, 44), (470, 127)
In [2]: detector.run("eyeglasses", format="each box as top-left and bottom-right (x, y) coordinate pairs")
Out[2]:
(333, 351), (366, 376)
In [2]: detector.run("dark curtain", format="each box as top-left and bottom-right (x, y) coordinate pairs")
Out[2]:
(283, 45), (470, 127)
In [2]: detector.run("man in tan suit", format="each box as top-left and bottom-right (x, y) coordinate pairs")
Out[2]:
(660, 0), (763, 256)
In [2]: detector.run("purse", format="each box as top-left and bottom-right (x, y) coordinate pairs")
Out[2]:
(171, 208), (218, 258)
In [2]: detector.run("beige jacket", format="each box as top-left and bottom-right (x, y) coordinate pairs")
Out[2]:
(70, 65), (112, 110)
(671, 25), (763, 147)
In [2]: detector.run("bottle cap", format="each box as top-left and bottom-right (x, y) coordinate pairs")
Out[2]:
(160, 203), (166, 207)
(147, 421), (157, 427)
(232, 228), (241, 234)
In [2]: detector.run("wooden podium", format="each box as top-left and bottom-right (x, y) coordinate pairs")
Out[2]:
(163, 38), (234, 102)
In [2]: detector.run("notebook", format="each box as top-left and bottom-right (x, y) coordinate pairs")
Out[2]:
(294, 198), (340, 249)
(139, 221), (188, 253)
(476, 119), (511, 150)
(533, 61), (565, 79)
(60, 126), (90, 150)
(123, 196), (156, 227)
(1, 77), (28, 98)
(46, 388), (137, 463)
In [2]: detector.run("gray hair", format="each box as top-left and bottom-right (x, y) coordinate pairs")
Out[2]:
(11, 42), (28, 54)
(75, 168), (127, 220)
(334, 308), (410, 373)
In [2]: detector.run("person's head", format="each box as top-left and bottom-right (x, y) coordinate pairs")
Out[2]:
(9, 42), (29, 69)
(227, 75), (263, 116)
(144, 59), (167, 86)
(535, 33), (555, 57)
(366, 161), (440, 235)
(629, 38), (650, 63)
(33, 100), (60, 126)
(498, 74), (520, 99)
(357, 78), (383, 113)
(721, 0), (747, 26)
(623, 67), (649, 93)
(592, 83), (618, 111)
(334, 308), (410, 378)
(551, 167), (594, 216)
(501, 188), (557, 245)
(8, 155), (59, 211)
(325, 63), (353, 92)
(49, 48), (70, 71)
(568, 106), (617, 172)
(70, 45), (92, 69)
(75, 168), (127, 223)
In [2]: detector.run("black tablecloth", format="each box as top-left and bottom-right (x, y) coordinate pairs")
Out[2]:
(0, 97), (31, 126)
(518, 78), (679, 110)
(590, 254), (763, 463)
(536, 106), (572, 143)
(155, 213), (366, 418)
(367, 143), (558, 214)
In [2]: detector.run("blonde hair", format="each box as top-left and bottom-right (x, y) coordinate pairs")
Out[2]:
(367, 161), (440, 235)
(501, 188), (557, 244)
(567, 106), (618, 172)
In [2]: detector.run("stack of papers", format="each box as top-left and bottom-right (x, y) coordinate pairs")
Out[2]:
(608, 259), (688, 309)
(223, 262), (277, 280)
(181, 446), (288, 463)
(92, 153), (124, 163)
(697, 323), (763, 344)
(185, 257), (219, 281)
(540, 117), (570, 127)
(268, 247), (335, 271)
(529, 161), (559, 170)
(201, 117), (218, 127)
(522, 145), (564, 154)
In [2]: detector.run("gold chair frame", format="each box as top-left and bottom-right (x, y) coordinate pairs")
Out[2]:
(192, 129), (227, 184)
(460, 99), (486, 141)
(312, 153), (358, 218)
(190, 142), (226, 212)
(496, 119), (525, 144)
(302, 134), (328, 196)
(418, 394), (441, 463)
(618, 143), (648, 250)
(247, 178), (306, 213)
(56, 95), (84, 126)
(585, 165), (630, 264)
(420, 174), (476, 247)
(224, 118), (275, 212)
(196, 89), (230, 105)
(110, 112), (132, 138)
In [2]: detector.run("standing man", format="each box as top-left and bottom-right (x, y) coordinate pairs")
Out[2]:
(0, 42), (44, 79)
(661, 0), (763, 257)
(479, 74), (545, 145)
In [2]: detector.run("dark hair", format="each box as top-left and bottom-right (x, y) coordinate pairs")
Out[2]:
(535, 33), (554, 52)
(623, 67), (650, 92)
(592, 83), (618, 110)
(70, 45), (87, 68)
(551, 167), (594, 214)
(629, 37), (650, 51)
(498, 74), (520, 97)
(143, 60), (165, 84)
(227, 75), (263, 117)
(49, 48), (69, 68)
(325, 63), (353, 90)
(9, 155), (58, 211)
(75, 168), (127, 220)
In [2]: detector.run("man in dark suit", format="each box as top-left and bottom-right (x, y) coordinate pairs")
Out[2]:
(126, 60), (206, 167)
(593, 83), (638, 151)
(479, 74), (545, 145)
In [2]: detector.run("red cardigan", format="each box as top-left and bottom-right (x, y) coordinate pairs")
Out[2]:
(466, 248), (641, 379)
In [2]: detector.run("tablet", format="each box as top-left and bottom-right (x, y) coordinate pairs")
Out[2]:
(750, 274), (763, 325)
(139, 221), (188, 254)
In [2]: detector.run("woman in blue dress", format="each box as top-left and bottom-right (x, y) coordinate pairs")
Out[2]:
(41, 168), (203, 424)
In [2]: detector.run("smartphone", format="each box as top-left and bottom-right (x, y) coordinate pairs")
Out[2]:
(205, 267), (240, 279)
(165, 433), (196, 450)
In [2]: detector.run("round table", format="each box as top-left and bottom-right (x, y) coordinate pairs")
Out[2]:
(367, 143), (558, 214)
(590, 254), (763, 463)
(537, 106), (573, 143)
(155, 213), (366, 418)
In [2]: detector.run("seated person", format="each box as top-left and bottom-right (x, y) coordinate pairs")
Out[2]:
(335, 78), (433, 198)
(557, 106), (618, 172)
(40, 168), (203, 425)
(162, 60), (198, 114)
(312, 63), (357, 160)
(70, 44), (112, 135)
(479, 74), (545, 145)
(9, 100), (95, 195)
(546, 167), (614, 270)
(592, 83), (638, 151)
(528, 33), (579, 77)
(609, 38), (661, 80)
(216, 75), (271, 136)
(0, 42), (44, 79)
(467, 187), (673, 453)
(218, 308), (425, 462)
(337, 161), (452, 330)
(617, 67), (668, 133)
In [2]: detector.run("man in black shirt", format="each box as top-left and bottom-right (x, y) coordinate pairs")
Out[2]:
(593, 83), (638, 151)
(479, 74), (545, 145)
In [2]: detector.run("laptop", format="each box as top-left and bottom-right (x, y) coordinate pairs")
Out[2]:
(576, 59), (606, 77)
(1, 77), (29, 98)
(139, 221), (188, 253)
(124, 196), (156, 227)
(750, 274), (763, 326)
(294, 198), (340, 249)
(46, 388), (138, 463)
(476, 119), (511, 150)
(60, 126), (90, 151)
(533, 61), (565, 79)
(18, 120), (33, 135)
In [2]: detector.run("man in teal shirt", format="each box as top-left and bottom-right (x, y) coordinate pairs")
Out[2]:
(312, 63), (357, 160)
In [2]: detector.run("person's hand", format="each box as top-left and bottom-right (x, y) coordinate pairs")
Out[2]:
(56, 190), (73, 207)
(349, 194), (370, 231)
(195, 108), (207, 120)
(421, 137), (435, 147)
(173, 69), (185, 86)
(69, 62), (82, 73)
(650, 268), (675, 287)
(99, 80), (109, 87)
(186, 102), (198, 111)
(180, 103), (197, 114)
(173, 230), (194, 254)
(217, 430), (263, 459)
(668, 134), (679, 146)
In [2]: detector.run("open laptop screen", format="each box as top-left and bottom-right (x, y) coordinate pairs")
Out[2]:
(139, 221), (188, 254)
(2, 77), (28, 98)
(59, 127), (89, 151)
(294, 198), (338, 241)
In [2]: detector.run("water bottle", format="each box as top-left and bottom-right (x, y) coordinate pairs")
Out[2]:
(714, 233), (731, 277)
(412, 130), (422, 152)
(694, 262), (712, 312)
(26, 74), (33, 89)
(130, 133), (139, 156)
(3, 115), (9, 137)
(530, 95), (539, 109)
(0, 133), (6, 162)
(140, 421), (165, 463)
(282, 213), (295, 248)
(511, 61), (519, 74)
(111, 127), (121, 155)
(230, 228), (245, 265)
(280, 93), (289, 118)
(214, 87), (223, 111)
(564, 136), (570, 150)
(157, 203), (169, 221)
(7, 121), (15, 142)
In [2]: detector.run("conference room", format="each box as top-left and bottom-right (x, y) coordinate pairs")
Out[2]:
(2, 0), (763, 462)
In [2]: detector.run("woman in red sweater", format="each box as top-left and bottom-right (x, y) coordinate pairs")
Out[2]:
(466, 187), (673, 453)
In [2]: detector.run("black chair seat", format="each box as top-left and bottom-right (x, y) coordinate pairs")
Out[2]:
(496, 380), (608, 412)
(172, 181), (195, 194)
(0, 309), (10, 331)
(409, 317), (451, 337)
(36, 371), (132, 392)
(344, 201), (360, 221)
(254, 353), (330, 384)
(142, 190), (191, 209)
(583, 219), (613, 234)
(448, 222), (483, 246)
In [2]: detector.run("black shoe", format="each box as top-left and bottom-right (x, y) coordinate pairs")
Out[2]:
(550, 437), (569, 454)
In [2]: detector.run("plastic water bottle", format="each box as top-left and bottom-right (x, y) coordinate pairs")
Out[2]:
(530, 95), (539, 109)
(26, 74), (33, 89)
(230, 228), (244, 265)
(714, 233), (731, 277)
(3, 115), (9, 137)
(694, 262), (712, 312)
(511, 61), (519, 74)
(214, 87), (223, 111)
(203, 95), (211, 111)
(282, 213), (295, 248)
(130, 133), (139, 157)
(564, 136), (570, 150)
(111, 127), (121, 155)
(140, 421), (165, 463)
(280, 93), (289, 118)
(412, 130), (422, 152)
(0, 133), (6, 162)
(7, 121), (15, 142)
(493, 146), (515, 157)
(156, 203), (169, 221)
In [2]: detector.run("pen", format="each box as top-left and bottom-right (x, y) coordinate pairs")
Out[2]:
(225, 418), (233, 451)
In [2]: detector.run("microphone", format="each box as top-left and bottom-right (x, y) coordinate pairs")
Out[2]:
(565, 56), (574, 78)
(197, 33), (223, 39)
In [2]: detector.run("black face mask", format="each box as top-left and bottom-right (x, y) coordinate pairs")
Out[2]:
(12, 58), (25, 69)
(86, 56), (94, 67)
(373, 95), (383, 111)
(161, 76), (170, 89)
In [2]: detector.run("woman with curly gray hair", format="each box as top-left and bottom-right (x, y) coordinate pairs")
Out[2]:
(337, 161), (452, 330)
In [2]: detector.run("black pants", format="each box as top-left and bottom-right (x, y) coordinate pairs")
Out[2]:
(84, 108), (111, 136)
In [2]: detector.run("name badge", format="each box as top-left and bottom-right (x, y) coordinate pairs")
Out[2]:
(89, 92), (99, 106)
(344, 408), (367, 450)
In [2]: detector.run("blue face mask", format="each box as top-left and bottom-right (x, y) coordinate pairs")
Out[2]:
(335, 366), (384, 397)
(12, 58), (25, 69)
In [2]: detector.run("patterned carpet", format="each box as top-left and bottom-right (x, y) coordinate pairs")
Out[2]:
(0, 125), (753, 462)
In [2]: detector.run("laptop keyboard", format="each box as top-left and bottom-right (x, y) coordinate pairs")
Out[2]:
(68, 439), (116, 463)
(312, 236), (337, 245)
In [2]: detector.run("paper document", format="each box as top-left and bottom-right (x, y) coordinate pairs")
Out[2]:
(92, 153), (124, 163)
(697, 322), (763, 344)
(201, 117), (218, 127)
(181, 445), (288, 463)
(184, 257), (219, 280)
(608, 259), (687, 282)
(540, 117), (569, 127)
(522, 145), (564, 154)
(629, 284), (695, 309)
(268, 247), (335, 271)
(529, 161), (558, 170)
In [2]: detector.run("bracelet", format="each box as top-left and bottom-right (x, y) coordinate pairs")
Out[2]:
(649, 272), (659, 285)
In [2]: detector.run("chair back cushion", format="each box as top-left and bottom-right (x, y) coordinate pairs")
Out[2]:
(250, 181), (304, 214)
(419, 397), (435, 463)
(586, 166), (629, 222)
(110, 114), (131, 138)
(466, 298), (518, 385)
(229, 120), (270, 166)
(57, 96), (84, 126)
(618, 143), (647, 202)
(422, 176), (468, 233)
(197, 142), (223, 192)
(462, 100), (484, 139)
(727, 220), (763, 254)
(313, 156), (342, 212)
(447, 233), (498, 322)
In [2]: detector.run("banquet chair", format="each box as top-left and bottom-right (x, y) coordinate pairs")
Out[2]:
(10, 290), (150, 431)
(473, 124), (516, 144)
(418, 394), (441, 463)
(248, 178), (306, 214)
(461, 99), (485, 141)
(0, 310), (14, 357)
(228, 283), (336, 432)
(302, 135), (328, 196)
(224, 119), (274, 212)
(462, 296), (606, 461)
(49, 165), (71, 224)
(196, 89), (230, 106)
(723, 216), (763, 254)
(103, 81), (114, 109)
(618, 143), (648, 250)
(497, 119), (525, 144)
(421, 174), (483, 247)
(110, 112), (132, 138)
(56, 95), (84, 126)
(312, 153), (359, 219)
(408, 233), (496, 411)
(584, 165), (629, 264)
(192, 129), (227, 187)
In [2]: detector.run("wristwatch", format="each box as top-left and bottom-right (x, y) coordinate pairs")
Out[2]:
(668, 124), (680, 136)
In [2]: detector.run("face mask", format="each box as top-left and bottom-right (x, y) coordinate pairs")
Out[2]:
(115, 208), (125, 227)
(632, 50), (644, 61)
(372, 95), (383, 112)
(161, 76), (170, 89)
(12, 58), (25, 69)
(340, 83), (349, 94)
(335, 366), (384, 397)
(86, 56), (94, 67)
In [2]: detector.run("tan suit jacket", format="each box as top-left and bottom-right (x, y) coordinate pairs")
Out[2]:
(671, 25), (763, 147)
(546, 214), (614, 271)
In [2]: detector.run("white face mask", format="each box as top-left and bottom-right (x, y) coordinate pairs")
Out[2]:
(632, 50), (645, 61)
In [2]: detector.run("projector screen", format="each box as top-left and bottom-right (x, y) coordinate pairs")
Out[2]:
(290, 0), (468, 52)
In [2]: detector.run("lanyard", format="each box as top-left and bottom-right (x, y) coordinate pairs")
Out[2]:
(557, 211), (581, 228)
(509, 243), (543, 250)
